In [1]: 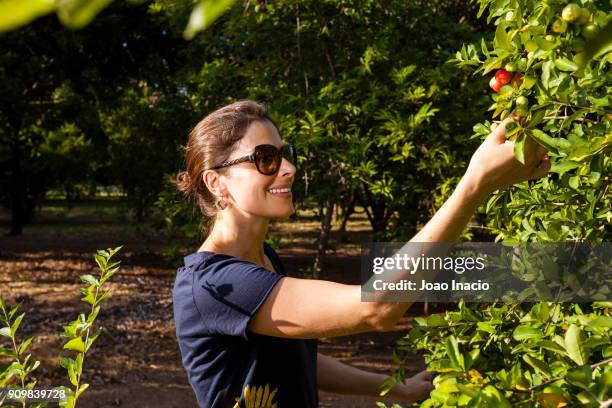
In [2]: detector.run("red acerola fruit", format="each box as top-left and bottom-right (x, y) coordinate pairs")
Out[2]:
(489, 76), (502, 92)
(495, 69), (513, 85)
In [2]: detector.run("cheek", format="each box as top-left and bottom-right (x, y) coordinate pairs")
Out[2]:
(228, 173), (268, 205)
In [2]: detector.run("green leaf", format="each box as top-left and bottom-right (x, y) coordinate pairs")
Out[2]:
(513, 325), (542, 341)
(95, 289), (112, 305)
(80, 274), (99, 286)
(18, 335), (34, 356)
(550, 160), (581, 176)
(68, 365), (78, 387)
(494, 21), (513, 51)
(63, 336), (85, 353)
(0, 326), (11, 337)
(567, 365), (592, 390)
(523, 354), (551, 379)
(565, 324), (588, 365)
(94, 254), (107, 271)
(514, 133), (527, 164)
(76, 383), (89, 399)
(535, 340), (566, 355)
(99, 267), (119, 285)
(183, 0), (237, 40)
(541, 60), (552, 89)
(529, 129), (572, 154)
(10, 313), (25, 337)
(81, 286), (95, 305)
(426, 314), (447, 327)
(60, 357), (75, 370)
(0, 0), (55, 32)
(554, 57), (578, 72)
(56, 0), (112, 29)
(588, 316), (612, 329)
(445, 335), (464, 370)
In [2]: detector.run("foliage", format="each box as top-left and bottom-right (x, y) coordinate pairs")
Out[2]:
(383, 0), (611, 406)
(59, 246), (122, 407)
(0, 247), (122, 408)
(146, 0), (494, 243)
(0, 0), (237, 39)
(455, 0), (612, 243)
(0, 296), (44, 408)
(0, 1), (194, 233)
(403, 301), (611, 407)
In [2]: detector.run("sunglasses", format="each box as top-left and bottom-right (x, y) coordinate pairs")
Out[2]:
(211, 144), (297, 175)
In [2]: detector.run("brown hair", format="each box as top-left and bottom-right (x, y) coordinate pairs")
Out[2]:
(172, 100), (277, 235)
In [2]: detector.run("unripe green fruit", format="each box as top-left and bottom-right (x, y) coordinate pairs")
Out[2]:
(582, 24), (598, 39)
(562, 3), (581, 23)
(517, 58), (528, 71)
(572, 38), (586, 52)
(515, 96), (529, 107)
(574, 52), (587, 66)
(576, 8), (591, 25)
(505, 11), (516, 22)
(552, 19), (567, 33)
(545, 34), (555, 42)
(499, 84), (513, 95)
(505, 62), (517, 72)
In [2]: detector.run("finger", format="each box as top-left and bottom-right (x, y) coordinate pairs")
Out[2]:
(415, 370), (435, 381)
(488, 116), (515, 145)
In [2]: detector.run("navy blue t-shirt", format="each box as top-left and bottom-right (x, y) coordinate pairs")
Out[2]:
(173, 242), (319, 407)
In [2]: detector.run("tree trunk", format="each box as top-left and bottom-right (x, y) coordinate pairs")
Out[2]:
(9, 139), (24, 235)
(358, 185), (389, 237)
(313, 201), (334, 279)
(338, 192), (357, 242)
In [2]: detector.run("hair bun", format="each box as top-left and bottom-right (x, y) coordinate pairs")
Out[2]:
(172, 171), (193, 195)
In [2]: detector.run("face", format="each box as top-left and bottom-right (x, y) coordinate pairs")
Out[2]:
(204, 119), (297, 219)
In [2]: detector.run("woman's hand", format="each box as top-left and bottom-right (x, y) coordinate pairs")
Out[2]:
(463, 116), (551, 196)
(389, 370), (435, 403)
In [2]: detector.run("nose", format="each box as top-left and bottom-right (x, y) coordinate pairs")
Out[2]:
(279, 157), (297, 179)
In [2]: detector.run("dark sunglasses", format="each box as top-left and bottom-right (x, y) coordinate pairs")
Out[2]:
(211, 144), (297, 175)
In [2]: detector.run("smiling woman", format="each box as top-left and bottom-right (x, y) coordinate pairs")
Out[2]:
(170, 100), (548, 407)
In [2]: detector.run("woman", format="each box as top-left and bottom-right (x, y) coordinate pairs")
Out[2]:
(172, 100), (550, 407)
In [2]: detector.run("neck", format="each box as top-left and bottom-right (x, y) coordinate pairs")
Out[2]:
(200, 210), (269, 266)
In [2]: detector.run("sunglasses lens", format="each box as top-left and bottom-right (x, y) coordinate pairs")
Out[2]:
(255, 145), (281, 175)
(281, 144), (296, 165)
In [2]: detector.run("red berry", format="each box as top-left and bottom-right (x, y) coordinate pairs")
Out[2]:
(489, 76), (502, 93)
(495, 69), (512, 85)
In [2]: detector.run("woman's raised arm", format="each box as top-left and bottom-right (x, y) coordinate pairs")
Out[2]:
(248, 117), (550, 339)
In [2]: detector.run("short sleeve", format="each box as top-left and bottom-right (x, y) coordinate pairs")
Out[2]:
(191, 258), (283, 339)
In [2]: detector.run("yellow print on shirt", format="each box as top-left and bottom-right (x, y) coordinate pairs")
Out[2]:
(233, 384), (278, 408)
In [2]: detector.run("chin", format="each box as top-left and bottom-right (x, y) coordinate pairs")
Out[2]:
(269, 205), (295, 219)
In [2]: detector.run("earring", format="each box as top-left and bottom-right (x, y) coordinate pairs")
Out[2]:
(216, 197), (227, 210)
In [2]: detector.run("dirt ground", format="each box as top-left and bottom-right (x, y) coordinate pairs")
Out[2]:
(0, 201), (433, 407)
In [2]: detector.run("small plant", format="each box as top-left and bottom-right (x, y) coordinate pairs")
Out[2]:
(59, 246), (122, 408)
(0, 296), (43, 408)
(0, 246), (122, 408)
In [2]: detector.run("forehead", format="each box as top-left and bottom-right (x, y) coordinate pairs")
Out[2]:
(234, 120), (282, 153)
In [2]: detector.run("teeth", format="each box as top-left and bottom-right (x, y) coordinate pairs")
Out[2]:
(268, 187), (291, 194)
